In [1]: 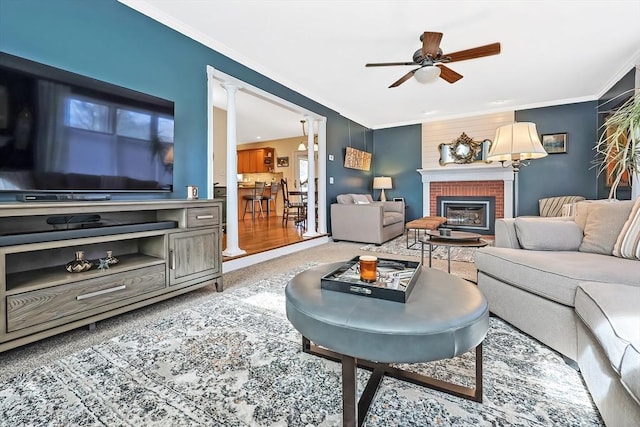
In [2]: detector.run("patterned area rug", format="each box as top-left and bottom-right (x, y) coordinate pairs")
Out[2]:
(0, 266), (601, 426)
(360, 234), (493, 262)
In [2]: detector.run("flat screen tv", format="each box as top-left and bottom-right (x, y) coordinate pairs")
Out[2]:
(0, 52), (174, 194)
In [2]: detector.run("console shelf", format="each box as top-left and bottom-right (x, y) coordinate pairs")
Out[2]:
(6, 253), (166, 294)
(0, 220), (178, 247)
(0, 199), (223, 352)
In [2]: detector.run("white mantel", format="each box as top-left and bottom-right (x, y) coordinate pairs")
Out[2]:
(417, 165), (515, 218)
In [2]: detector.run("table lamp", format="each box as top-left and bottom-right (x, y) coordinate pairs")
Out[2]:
(373, 176), (393, 201)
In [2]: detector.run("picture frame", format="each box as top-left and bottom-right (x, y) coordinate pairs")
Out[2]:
(344, 146), (372, 171)
(277, 156), (289, 167)
(541, 133), (567, 154)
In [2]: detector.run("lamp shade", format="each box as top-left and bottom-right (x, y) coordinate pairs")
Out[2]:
(297, 142), (306, 151)
(488, 122), (548, 162)
(373, 176), (393, 190)
(414, 66), (441, 84)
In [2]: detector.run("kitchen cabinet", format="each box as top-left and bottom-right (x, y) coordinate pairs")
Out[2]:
(237, 147), (275, 173)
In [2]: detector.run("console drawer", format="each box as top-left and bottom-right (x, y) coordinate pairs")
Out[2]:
(186, 207), (220, 228)
(6, 265), (166, 332)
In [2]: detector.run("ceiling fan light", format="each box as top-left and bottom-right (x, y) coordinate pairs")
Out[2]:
(414, 66), (441, 84)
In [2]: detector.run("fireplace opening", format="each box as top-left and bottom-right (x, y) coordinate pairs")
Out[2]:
(436, 196), (495, 235)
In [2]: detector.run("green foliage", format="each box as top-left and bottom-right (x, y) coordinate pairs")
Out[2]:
(595, 90), (639, 199)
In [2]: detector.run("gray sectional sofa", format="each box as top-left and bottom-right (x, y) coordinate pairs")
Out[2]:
(475, 199), (640, 426)
(330, 194), (404, 244)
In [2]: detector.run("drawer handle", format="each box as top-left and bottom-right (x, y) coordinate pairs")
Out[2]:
(196, 215), (214, 220)
(77, 285), (126, 301)
(169, 249), (175, 270)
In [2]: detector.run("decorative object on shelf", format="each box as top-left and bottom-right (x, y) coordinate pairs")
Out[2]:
(487, 122), (548, 217)
(65, 250), (93, 273)
(541, 133), (567, 154)
(595, 90), (639, 199)
(277, 156), (289, 167)
(96, 258), (110, 271)
(373, 176), (393, 201)
(105, 250), (119, 266)
(186, 185), (199, 200)
(439, 132), (491, 165)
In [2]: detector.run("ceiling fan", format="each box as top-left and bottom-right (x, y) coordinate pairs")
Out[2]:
(366, 32), (501, 88)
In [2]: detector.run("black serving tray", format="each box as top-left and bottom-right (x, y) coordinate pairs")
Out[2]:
(321, 256), (421, 303)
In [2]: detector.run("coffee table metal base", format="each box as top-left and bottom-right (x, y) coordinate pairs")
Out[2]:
(302, 336), (483, 427)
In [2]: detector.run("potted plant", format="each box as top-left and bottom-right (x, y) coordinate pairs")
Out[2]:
(595, 89), (640, 199)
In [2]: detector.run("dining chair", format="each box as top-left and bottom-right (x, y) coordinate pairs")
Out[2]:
(262, 181), (279, 216)
(242, 181), (266, 220)
(281, 178), (306, 227)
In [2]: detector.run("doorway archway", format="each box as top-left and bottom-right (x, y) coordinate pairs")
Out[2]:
(206, 66), (328, 267)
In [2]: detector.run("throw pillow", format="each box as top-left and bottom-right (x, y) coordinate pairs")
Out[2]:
(336, 194), (354, 204)
(351, 194), (371, 204)
(579, 200), (635, 255)
(515, 218), (583, 251)
(613, 198), (640, 260)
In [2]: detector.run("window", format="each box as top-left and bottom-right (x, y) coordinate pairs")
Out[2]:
(66, 99), (110, 133)
(157, 117), (174, 143)
(116, 109), (151, 140)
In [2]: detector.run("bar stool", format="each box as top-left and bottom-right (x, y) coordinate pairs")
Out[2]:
(242, 181), (266, 220)
(262, 181), (280, 216)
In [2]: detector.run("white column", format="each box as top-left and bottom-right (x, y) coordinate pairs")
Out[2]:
(303, 117), (319, 237)
(222, 84), (246, 257)
(316, 117), (327, 233)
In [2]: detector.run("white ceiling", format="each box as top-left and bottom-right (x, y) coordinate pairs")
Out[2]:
(121, 0), (640, 143)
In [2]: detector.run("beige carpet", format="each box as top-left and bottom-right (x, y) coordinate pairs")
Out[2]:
(0, 240), (476, 382)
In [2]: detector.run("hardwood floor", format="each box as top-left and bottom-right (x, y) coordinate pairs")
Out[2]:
(222, 215), (326, 260)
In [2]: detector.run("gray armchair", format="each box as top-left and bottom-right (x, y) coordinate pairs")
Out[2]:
(330, 194), (405, 244)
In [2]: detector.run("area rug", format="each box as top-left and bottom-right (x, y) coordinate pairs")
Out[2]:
(0, 266), (601, 426)
(360, 234), (493, 262)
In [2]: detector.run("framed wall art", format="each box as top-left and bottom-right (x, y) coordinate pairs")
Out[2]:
(277, 156), (289, 167)
(541, 133), (567, 154)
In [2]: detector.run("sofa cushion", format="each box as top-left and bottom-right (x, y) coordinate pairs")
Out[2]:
(613, 198), (640, 260)
(579, 200), (635, 255)
(514, 218), (583, 251)
(474, 247), (640, 306)
(383, 211), (403, 226)
(351, 194), (372, 204)
(575, 282), (640, 403)
(336, 194), (354, 204)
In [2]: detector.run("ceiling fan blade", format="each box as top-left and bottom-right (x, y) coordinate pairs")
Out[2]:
(436, 64), (463, 83)
(389, 69), (417, 88)
(443, 42), (501, 63)
(421, 31), (443, 58)
(366, 62), (415, 67)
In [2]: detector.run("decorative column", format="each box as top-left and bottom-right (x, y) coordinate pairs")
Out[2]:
(222, 83), (246, 257)
(303, 117), (319, 237)
(316, 117), (327, 233)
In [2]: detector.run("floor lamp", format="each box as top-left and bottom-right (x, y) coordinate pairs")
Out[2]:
(487, 123), (548, 217)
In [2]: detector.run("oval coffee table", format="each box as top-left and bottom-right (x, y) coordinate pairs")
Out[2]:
(285, 263), (489, 427)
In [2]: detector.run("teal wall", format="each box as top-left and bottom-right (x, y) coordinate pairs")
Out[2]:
(1, 1), (630, 221)
(0, 0), (371, 209)
(372, 125), (422, 221)
(515, 101), (598, 215)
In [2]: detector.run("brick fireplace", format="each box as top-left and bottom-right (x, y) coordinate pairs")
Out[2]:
(418, 165), (515, 222)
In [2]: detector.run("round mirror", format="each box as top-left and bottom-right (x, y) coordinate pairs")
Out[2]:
(454, 144), (471, 158)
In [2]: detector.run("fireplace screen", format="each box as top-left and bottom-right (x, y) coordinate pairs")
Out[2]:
(437, 196), (495, 234)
